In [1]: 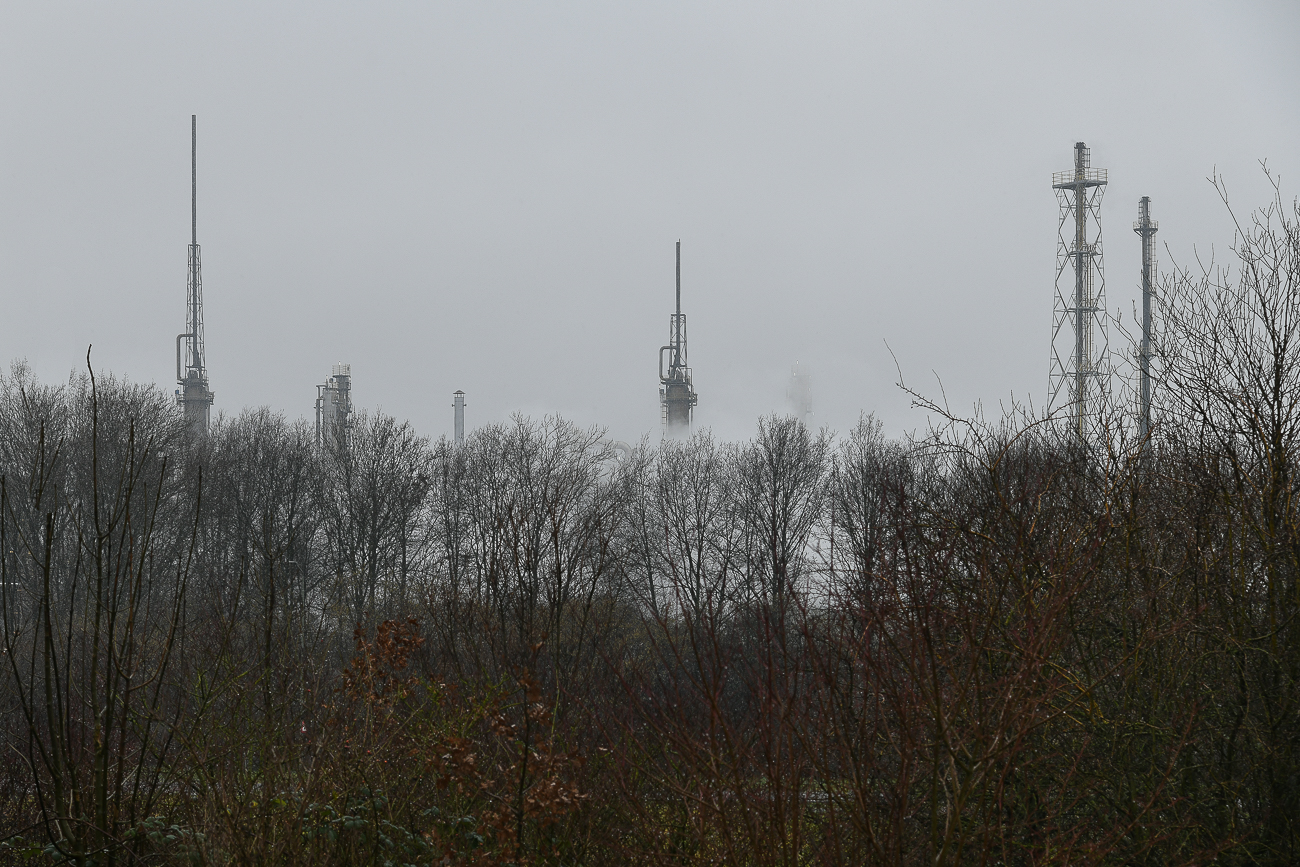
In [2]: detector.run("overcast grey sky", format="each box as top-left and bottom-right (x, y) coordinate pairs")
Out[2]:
(2, 2), (1298, 443)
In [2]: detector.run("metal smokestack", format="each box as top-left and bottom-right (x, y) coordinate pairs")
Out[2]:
(1134, 196), (1158, 444)
(453, 390), (466, 445)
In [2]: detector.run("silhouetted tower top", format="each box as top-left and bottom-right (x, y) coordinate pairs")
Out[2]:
(177, 114), (214, 436)
(659, 240), (697, 433)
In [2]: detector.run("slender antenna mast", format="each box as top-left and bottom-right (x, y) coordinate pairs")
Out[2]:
(177, 114), (214, 436)
(192, 114), (197, 248)
(190, 116), (200, 372)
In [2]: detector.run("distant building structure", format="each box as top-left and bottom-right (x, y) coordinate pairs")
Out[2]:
(1134, 196), (1158, 443)
(177, 114), (214, 436)
(453, 390), (466, 445)
(1049, 141), (1110, 440)
(659, 241), (697, 433)
(316, 363), (353, 449)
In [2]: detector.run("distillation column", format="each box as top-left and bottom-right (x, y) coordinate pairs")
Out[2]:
(177, 114), (214, 435)
(1049, 142), (1109, 440)
(315, 363), (353, 449)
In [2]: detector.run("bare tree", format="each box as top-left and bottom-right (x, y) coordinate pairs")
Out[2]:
(1155, 171), (1300, 860)
(625, 430), (741, 623)
(1, 360), (195, 867)
(319, 411), (432, 626)
(733, 415), (830, 608)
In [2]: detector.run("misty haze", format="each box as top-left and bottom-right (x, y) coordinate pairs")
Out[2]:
(3, 3), (1300, 865)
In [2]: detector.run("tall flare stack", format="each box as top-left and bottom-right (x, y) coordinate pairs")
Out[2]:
(1134, 196), (1158, 443)
(1049, 141), (1109, 440)
(177, 114), (214, 435)
(659, 241), (697, 432)
(453, 390), (466, 445)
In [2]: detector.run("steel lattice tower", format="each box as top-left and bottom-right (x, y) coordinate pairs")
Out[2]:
(1050, 141), (1109, 439)
(1133, 196), (1158, 443)
(177, 114), (214, 436)
(659, 241), (697, 432)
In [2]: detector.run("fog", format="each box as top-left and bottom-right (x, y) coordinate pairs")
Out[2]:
(2, 2), (1297, 443)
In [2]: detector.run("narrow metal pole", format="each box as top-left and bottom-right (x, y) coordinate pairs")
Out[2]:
(190, 115), (200, 372)
(1074, 142), (1087, 439)
(1136, 196), (1157, 444)
(191, 115), (197, 247)
(675, 241), (682, 368)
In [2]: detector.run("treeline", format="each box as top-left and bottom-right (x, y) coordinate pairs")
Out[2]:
(2, 184), (1300, 866)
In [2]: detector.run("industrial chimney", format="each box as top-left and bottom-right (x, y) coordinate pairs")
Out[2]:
(453, 390), (466, 445)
